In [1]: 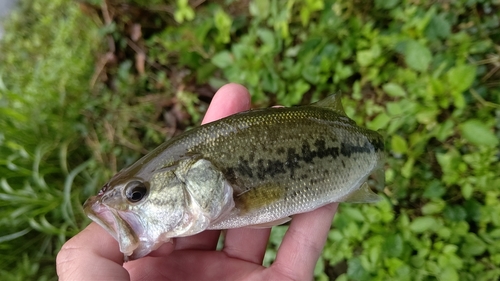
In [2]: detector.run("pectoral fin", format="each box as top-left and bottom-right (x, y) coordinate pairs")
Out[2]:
(341, 182), (381, 203)
(247, 217), (291, 228)
(235, 183), (286, 214)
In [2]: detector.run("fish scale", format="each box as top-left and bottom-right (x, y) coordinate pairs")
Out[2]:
(84, 94), (385, 259)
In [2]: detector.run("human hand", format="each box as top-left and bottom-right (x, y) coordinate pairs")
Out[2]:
(56, 83), (338, 280)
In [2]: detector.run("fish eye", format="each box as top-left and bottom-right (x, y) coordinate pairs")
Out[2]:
(125, 180), (148, 203)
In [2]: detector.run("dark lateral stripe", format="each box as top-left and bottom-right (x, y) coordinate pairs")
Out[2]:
(230, 136), (382, 181)
(231, 138), (340, 180)
(341, 142), (371, 157)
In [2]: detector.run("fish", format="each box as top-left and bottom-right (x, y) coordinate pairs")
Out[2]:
(83, 94), (385, 260)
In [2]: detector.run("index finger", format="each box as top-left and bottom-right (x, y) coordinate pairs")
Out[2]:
(202, 83), (251, 124)
(271, 203), (338, 280)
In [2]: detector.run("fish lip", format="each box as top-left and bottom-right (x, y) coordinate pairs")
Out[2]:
(83, 196), (119, 240)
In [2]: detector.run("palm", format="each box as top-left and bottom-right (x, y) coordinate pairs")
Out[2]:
(124, 229), (272, 280)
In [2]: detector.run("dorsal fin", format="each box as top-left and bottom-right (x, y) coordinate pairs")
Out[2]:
(311, 93), (347, 116)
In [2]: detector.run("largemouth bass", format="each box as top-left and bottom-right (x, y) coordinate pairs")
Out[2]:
(83, 94), (385, 260)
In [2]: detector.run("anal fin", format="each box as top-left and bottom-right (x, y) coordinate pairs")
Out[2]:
(341, 182), (381, 203)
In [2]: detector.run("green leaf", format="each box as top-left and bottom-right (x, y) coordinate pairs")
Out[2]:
(409, 216), (437, 233)
(383, 83), (406, 97)
(174, 0), (195, 23)
(460, 119), (499, 147)
(423, 181), (446, 199)
(426, 14), (451, 40)
(269, 225), (288, 246)
(214, 9), (232, 43)
(383, 234), (404, 257)
(301, 65), (320, 84)
(446, 64), (477, 92)
(461, 183), (473, 200)
(356, 45), (381, 67)
(461, 233), (486, 256)
(343, 207), (365, 222)
(422, 201), (445, 215)
(401, 157), (414, 178)
(391, 135), (408, 154)
(416, 108), (438, 125)
(261, 69), (279, 93)
(334, 62), (353, 82)
(367, 112), (391, 130)
(403, 41), (432, 72)
(439, 267), (459, 281)
(211, 51), (233, 68)
(314, 256), (325, 277)
(249, 0), (270, 19)
(299, 0), (324, 26)
(443, 205), (467, 222)
(257, 28), (276, 51)
(435, 120), (455, 141)
(347, 257), (370, 280)
(387, 102), (403, 116)
(283, 79), (311, 106)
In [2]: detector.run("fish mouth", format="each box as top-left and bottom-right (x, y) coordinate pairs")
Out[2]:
(83, 196), (119, 239)
(83, 196), (142, 258)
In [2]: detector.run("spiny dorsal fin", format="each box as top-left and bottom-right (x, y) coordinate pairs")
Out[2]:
(311, 93), (347, 116)
(341, 182), (381, 203)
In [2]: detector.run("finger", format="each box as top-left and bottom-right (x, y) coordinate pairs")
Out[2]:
(223, 227), (271, 264)
(146, 239), (175, 257)
(202, 83), (251, 124)
(56, 222), (130, 280)
(271, 203), (338, 280)
(174, 230), (221, 251)
(175, 83), (251, 251)
(126, 250), (262, 281)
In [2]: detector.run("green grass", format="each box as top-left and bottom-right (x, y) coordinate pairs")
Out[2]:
(1, 0), (499, 280)
(0, 0), (104, 279)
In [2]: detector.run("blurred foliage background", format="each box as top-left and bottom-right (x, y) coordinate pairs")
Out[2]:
(0, 0), (499, 280)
